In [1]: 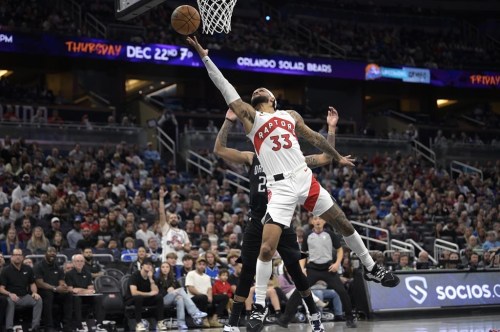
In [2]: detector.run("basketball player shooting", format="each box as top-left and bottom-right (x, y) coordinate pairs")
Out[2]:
(187, 36), (400, 331)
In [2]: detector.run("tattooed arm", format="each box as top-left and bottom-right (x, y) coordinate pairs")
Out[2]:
(304, 107), (340, 168)
(290, 110), (354, 167)
(213, 109), (254, 166)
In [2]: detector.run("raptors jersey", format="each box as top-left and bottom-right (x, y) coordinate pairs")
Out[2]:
(247, 110), (305, 176)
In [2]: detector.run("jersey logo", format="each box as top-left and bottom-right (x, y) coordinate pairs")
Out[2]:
(253, 117), (296, 154)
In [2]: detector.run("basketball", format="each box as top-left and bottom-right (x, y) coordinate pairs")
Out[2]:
(171, 5), (201, 35)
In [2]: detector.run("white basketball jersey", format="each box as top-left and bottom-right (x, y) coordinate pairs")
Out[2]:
(247, 110), (305, 176)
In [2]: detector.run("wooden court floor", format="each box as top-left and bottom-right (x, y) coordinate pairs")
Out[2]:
(168, 313), (500, 332)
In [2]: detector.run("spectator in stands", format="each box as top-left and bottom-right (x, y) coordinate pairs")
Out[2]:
(26, 226), (50, 254)
(46, 217), (62, 241)
(158, 188), (191, 264)
(125, 257), (168, 331)
(136, 218), (155, 247)
(0, 207), (12, 230)
(143, 142), (160, 162)
(1, 228), (24, 255)
(22, 187), (39, 207)
(81, 210), (99, 234)
(205, 250), (226, 280)
(67, 217), (84, 249)
(156, 261), (207, 330)
(119, 221), (137, 246)
(147, 237), (162, 262)
(83, 247), (103, 279)
(76, 225), (97, 250)
(48, 110), (63, 124)
(17, 218), (33, 244)
(23, 258), (34, 268)
(185, 256), (227, 328)
(129, 246), (149, 275)
(34, 246), (73, 332)
(416, 251), (433, 270)
(0, 248), (43, 332)
(198, 238), (212, 255)
(65, 254), (104, 331)
(389, 213), (408, 238)
(120, 237), (138, 262)
(11, 174), (31, 202)
(467, 235), (482, 252)
(178, 254), (195, 279)
(467, 252), (481, 271)
(165, 252), (178, 269)
(226, 252), (240, 275)
(396, 254), (413, 271)
(482, 231), (500, 251)
(51, 230), (67, 252)
(301, 216), (356, 327)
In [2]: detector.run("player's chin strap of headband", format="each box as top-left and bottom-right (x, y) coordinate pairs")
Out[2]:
(262, 88), (277, 109)
(202, 56), (240, 105)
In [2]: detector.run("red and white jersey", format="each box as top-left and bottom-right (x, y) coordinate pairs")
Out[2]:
(247, 110), (305, 176)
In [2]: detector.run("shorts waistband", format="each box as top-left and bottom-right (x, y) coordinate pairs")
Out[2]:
(267, 163), (308, 182)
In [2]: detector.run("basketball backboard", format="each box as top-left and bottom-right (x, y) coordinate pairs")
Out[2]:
(115, 0), (167, 21)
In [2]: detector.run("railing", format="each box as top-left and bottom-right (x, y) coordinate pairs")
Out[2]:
(434, 238), (460, 262)
(405, 238), (438, 264)
(85, 13), (107, 38)
(387, 110), (417, 122)
(350, 221), (390, 251)
(186, 150), (213, 176)
(450, 160), (483, 181)
(63, 0), (82, 30)
(157, 126), (177, 168)
(93, 253), (114, 263)
(390, 239), (415, 257)
(412, 139), (436, 167)
(224, 169), (250, 193)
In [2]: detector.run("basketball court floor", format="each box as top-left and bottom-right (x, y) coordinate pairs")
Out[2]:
(164, 314), (499, 332)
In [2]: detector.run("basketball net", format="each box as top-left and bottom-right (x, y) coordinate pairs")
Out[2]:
(197, 0), (237, 34)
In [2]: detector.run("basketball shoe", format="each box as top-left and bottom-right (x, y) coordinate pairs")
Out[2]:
(246, 303), (268, 332)
(363, 264), (400, 287)
(308, 312), (325, 332)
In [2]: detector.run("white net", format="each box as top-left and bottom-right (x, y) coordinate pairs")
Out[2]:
(196, 0), (237, 34)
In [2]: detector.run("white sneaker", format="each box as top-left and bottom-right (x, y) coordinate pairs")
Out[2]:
(136, 319), (149, 332)
(95, 324), (107, 332)
(157, 319), (170, 331)
(223, 325), (241, 332)
(192, 311), (208, 319)
(308, 312), (325, 332)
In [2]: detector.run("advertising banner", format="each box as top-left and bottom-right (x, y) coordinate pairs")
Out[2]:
(366, 271), (500, 312)
(1, 32), (499, 89)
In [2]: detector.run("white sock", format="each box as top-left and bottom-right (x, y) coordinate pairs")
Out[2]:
(255, 259), (272, 306)
(343, 231), (375, 271)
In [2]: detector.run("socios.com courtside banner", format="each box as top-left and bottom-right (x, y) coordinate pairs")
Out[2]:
(366, 271), (500, 312)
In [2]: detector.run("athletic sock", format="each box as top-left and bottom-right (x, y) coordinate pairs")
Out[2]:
(228, 300), (245, 326)
(255, 259), (273, 306)
(275, 310), (281, 316)
(343, 230), (375, 271)
(302, 293), (319, 315)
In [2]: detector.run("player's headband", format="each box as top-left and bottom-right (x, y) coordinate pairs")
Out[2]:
(262, 88), (277, 109)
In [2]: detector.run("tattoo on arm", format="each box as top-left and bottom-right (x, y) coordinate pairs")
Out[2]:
(217, 120), (234, 148)
(304, 156), (319, 168)
(301, 130), (342, 163)
(327, 131), (336, 148)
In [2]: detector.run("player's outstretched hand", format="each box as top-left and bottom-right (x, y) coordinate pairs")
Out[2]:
(339, 155), (355, 167)
(225, 109), (237, 122)
(327, 106), (339, 127)
(186, 36), (208, 58)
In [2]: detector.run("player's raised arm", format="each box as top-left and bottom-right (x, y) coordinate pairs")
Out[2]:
(186, 36), (255, 133)
(304, 107), (354, 168)
(289, 110), (354, 167)
(214, 109), (254, 166)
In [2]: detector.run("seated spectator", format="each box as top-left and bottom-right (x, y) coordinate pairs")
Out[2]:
(205, 250), (225, 280)
(76, 225), (97, 250)
(445, 252), (462, 269)
(51, 230), (68, 252)
(1, 228), (24, 255)
(416, 251), (433, 270)
(147, 237), (162, 262)
(212, 268), (233, 299)
(129, 246), (148, 275)
(482, 231), (500, 251)
(396, 254), (413, 271)
(66, 217), (84, 249)
(83, 247), (104, 279)
(17, 218), (33, 244)
(26, 226), (50, 254)
(178, 254), (195, 279)
(156, 261), (207, 330)
(226, 252), (240, 275)
(125, 257), (168, 331)
(245, 276), (282, 321)
(136, 218), (156, 247)
(0, 248), (43, 332)
(186, 256), (227, 328)
(467, 252), (481, 271)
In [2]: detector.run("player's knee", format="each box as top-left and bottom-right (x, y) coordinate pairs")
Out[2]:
(259, 242), (275, 261)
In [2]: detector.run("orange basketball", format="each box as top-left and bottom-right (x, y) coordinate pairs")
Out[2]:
(171, 5), (201, 35)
